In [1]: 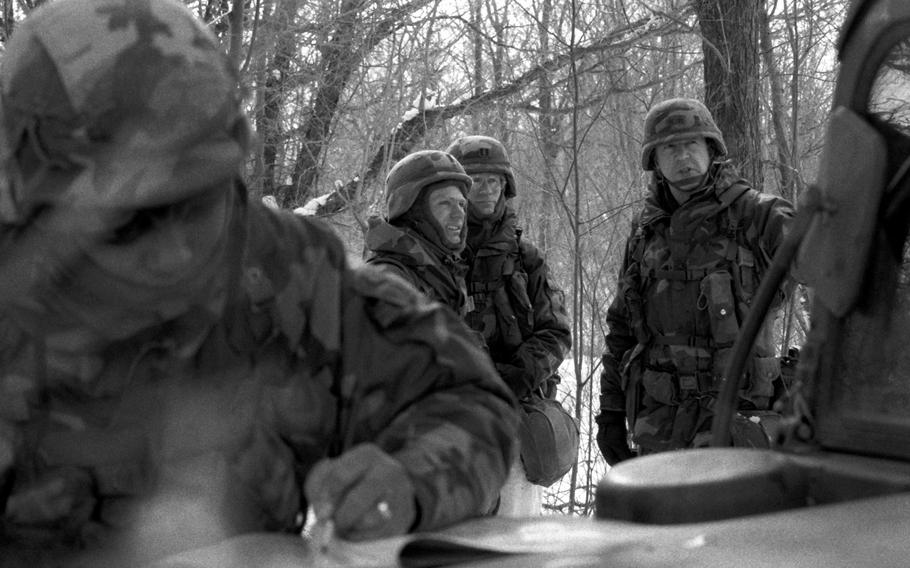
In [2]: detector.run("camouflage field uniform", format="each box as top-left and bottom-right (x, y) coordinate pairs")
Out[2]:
(462, 207), (571, 399)
(448, 134), (570, 513)
(365, 218), (469, 314)
(0, 0), (517, 560)
(599, 162), (794, 453)
(366, 150), (472, 315)
(0, 202), (517, 550)
(445, 136), (570, 399)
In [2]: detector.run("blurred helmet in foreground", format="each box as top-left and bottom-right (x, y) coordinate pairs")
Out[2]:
(0, 0), (251, 224)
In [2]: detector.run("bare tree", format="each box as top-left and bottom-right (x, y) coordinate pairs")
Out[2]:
(693, 0), (763, 186)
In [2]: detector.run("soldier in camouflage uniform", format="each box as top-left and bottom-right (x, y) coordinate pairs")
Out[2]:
(446, 135), (571, 516)
(595, 98), (794, 465)
(0, 0), (517, 563)
(366, 151), (472, 315)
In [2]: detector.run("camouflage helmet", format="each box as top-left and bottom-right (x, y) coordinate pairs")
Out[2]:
(0, 0), (251, 224)
(640, 98), (727, 171)
(386, 150), (472, 221)
(445, 135), (517, 198)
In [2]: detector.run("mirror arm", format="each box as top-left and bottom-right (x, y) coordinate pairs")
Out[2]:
(711, 187), (823, 447)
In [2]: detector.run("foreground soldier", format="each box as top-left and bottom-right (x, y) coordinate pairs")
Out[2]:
(0, 0), (517, 563)
(596, 98), (794, 464)
(366, 151), (472, 315)
(446, 136), (571, 516)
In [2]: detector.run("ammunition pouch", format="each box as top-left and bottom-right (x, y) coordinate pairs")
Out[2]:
(699, 271), (740, 346)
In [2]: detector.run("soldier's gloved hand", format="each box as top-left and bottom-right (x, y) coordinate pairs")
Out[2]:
(5, 467), (95, 529)
(494, 363), (531, 397)
(305, 443), (417, 541)
(596, 411), (634, 466)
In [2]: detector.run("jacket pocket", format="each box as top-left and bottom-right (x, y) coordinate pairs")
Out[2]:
(641, 368), (677, 406)
(699, 271), (739, 346)
(748, 355), (779, 400)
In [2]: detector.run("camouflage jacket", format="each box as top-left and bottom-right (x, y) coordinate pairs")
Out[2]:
(364, 217), (468, 315)
(599, 163), (794, 450)
(0, 196), (518, 554)
(463, 207), (571, 399)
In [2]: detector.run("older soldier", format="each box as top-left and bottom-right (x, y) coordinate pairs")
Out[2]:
(0, 0), (517, 563)
(446, 135), (571, 516)
(366, 151), (472, 315)
(595, 98), (794, 465)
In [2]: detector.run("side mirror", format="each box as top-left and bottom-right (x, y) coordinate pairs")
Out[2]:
(797, 107), (887, 317)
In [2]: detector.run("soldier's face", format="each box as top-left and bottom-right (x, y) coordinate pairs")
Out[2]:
(20, 187), (234, 349)
(655, 136), (711, 188)
(427, 184), (467, 246)
(468, 173), (504, 217)
(92, 189), (231, 284)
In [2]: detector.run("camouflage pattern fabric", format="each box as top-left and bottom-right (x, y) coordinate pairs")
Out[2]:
(0, 0), (249, 356)
(0, 0), (249, 222)
(599, 163), (794, 453)
(463, 206), (571, 399)
(445, 136), (517, 198)
(0, 191), (518, 561)
(0, 0), (517, 561)
(640, 98), (727, 170)
(385, 151), (471, 221)
(365, 216), (469, 315)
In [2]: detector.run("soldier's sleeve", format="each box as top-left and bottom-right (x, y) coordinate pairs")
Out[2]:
(338, 264), (518, 531)
(365, 256), (417, 290)
(510, 242), (572, 395)
(252, 209), (516, 532)
(600, 223), (639, 415)
(743, 190), (798, 296)
(746, 191), (796, 268)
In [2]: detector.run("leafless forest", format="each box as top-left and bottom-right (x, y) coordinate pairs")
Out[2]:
(0, 0), (848, 516)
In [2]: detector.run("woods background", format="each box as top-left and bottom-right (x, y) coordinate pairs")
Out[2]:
(0, 0), (846, 516)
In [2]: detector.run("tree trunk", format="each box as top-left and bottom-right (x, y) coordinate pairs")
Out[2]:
(290, 0), (365, 206)
(693, 0), (763, 188)
(471, 0), (484, 133)
(227, 0), (246, 71)
(536, 0), (557, 253)
(760, 7), (795, 198)
(255, 0), (297, 206)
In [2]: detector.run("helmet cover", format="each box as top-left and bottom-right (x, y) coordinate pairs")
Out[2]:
(0, 0), (251, 223)
(386, 150), (471, 221)
(640, 98), (727, 171)
(445, 135), (517, 198)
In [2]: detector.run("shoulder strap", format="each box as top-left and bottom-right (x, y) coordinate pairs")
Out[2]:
(515, 226), (525, 272)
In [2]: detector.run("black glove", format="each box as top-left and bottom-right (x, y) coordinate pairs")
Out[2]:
(494, 363), (533, 398)
(596, 411), (634, 466)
